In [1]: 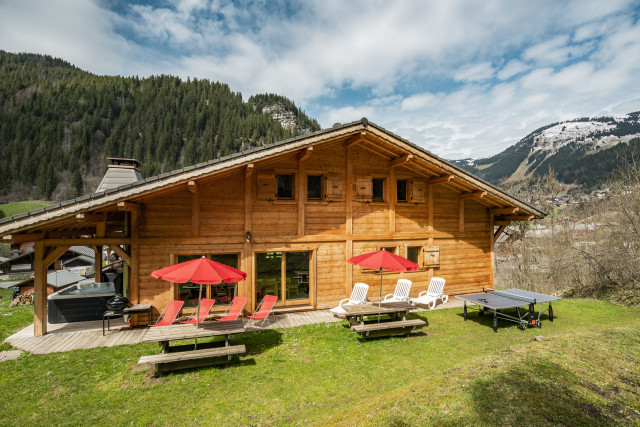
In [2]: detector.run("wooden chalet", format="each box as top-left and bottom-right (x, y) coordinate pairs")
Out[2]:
(0, 119), (544, 336)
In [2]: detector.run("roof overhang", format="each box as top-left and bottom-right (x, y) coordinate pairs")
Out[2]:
(0, 118), (544, 238)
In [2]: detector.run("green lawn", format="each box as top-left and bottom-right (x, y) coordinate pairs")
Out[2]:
(0, 291), (639, 426)
(0, 200), (54, 218)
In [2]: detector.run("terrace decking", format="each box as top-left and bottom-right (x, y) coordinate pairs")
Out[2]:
(3, 300), (464, 355)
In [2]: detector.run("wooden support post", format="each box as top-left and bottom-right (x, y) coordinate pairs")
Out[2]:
(346, 240), (353, 297)
(130, 211), (139, 305)
(244, 167), (253, 312)
(311, 248), (317, 308)
(169, 253), (177, 300)
(346, 142), (353, 236)
(490, 213), (495, 288)
(33, 241), (46, 337)
(427, 184), (433, 233)
(189, 181), (200, 238)
(297, 150), (306, 237)
(346, 141), (354, 297)
(94, 245), (103, 282)
(389, 165), (396, 234)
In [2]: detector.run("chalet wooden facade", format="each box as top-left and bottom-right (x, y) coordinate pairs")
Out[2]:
(0, 119), (544, 336)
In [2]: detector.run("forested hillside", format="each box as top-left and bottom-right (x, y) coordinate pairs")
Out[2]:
(0, 51), (320, 201)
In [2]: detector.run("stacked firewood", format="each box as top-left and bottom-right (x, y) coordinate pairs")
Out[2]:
(10, 291), (34, 307)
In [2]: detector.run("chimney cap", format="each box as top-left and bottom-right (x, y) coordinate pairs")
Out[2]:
(106, 157), (142, 167)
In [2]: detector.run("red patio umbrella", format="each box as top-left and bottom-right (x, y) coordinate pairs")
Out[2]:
(151, 257), (247, 328)
(347, 249), (419, 307)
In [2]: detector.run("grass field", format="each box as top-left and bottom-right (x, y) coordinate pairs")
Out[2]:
(0, 288), (639, 426)
(0, 200), (54, 218)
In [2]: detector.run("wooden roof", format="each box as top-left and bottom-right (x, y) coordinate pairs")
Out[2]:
(0, 118), (544, 238)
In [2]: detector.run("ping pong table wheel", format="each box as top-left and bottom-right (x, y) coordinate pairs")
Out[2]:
(518, 323), (525, 330)
(536, 320), (542, 328)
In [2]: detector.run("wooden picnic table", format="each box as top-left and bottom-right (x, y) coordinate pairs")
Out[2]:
(343, 302), (426, 339)
(343, 301), (414, 326)
(142, 319), (244, 353)
(139, 319), (246, 372)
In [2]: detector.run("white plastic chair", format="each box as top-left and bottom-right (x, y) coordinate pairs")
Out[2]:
(330, 283), (369, 316)
(410, 277), (448, 309)
(383, 279), (412, 302)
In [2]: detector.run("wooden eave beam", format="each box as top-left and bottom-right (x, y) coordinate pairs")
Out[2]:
(491, 207), (519, 215)
(346, 132), (366, 149)
(297, 146), (313, 162)
(390, 154), (413, 168)
(494, 225), (507, 239)
(3, 233), (44, 243)
(76, 213), (106, 223)
(426, 174), (454, 185)
(495, 215), (534, 222)
(188, 180), (199, 194)
(245, 163), (254, 178)
(494, 221), (511, 226)
(108, 245), (131, 266)
(117, 201), (141, 213)
(460, 190), (487, 199)
(43, 237), (131, 247)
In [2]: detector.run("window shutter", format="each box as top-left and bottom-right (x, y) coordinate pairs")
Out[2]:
(412, 179), (426, 203)
(256, 172), (277, 201)
(356, 176), (372, 201)
(324, 175), (343, 201)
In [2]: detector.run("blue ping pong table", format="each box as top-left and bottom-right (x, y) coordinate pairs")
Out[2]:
(455, 288), (561, 332)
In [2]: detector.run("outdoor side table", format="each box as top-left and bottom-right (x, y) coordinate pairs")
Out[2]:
(123, 303), (153, 326)
(102, 311), (124, 335)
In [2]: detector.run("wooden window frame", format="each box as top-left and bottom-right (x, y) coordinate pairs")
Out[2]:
(372, 176), (386, 203)
(306, 173), (325, 202)
(396, 178), (410, 203)
(276, 173), (295, 201)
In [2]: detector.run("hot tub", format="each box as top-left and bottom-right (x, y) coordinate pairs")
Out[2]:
(47, 281), (115, 324)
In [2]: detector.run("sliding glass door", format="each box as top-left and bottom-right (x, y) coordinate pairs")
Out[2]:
(256, 251), (310, 306)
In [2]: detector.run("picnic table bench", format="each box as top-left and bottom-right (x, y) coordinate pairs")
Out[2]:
(344, 302), (426, 339)
(139, 319), (245, 372)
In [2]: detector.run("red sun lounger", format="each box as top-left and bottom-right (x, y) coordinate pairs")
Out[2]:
(150, 300), (184, 327)
(246, 295), (278, 327)
(216, 297), (248, 322)
(181, 298), (216, 324)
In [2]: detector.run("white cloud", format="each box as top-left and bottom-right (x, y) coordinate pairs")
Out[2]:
(497, 59), (530, 80)
(453, 62), (494, 82)
(0, 0), (639, 159)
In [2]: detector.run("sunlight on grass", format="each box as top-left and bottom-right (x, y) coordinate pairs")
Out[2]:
(0, 299), (639, 425)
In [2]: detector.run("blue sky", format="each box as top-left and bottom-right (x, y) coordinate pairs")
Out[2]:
(1, 0), (639, 158)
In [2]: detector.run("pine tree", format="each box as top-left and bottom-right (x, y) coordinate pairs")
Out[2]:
(72, 170), (83, 197)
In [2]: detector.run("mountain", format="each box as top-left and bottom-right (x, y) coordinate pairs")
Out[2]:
(452, 112), (640, 190)
(0, 51), (320, 202)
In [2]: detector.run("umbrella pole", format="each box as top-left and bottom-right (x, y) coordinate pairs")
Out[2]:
(379, 268), (383, 307)
(195, 284), (203, 349)
(379, 268), (383, 323)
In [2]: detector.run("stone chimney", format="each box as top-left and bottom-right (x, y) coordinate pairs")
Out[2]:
(95, 158), (143, 193)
